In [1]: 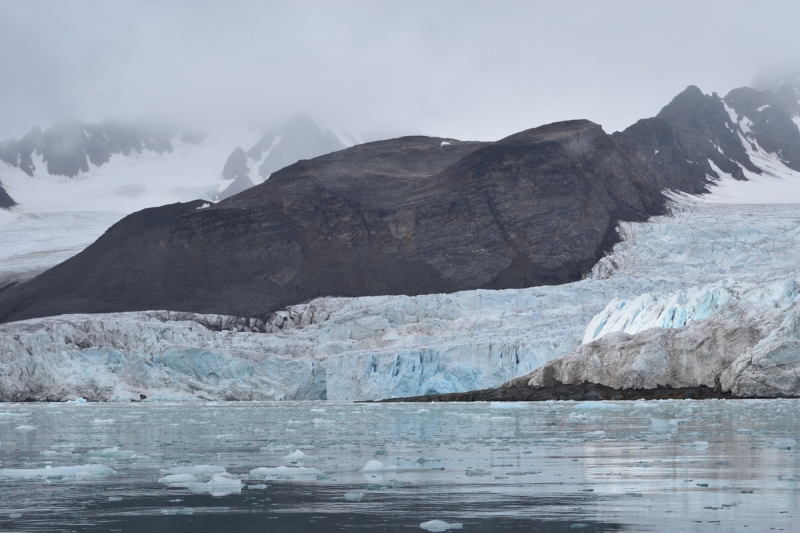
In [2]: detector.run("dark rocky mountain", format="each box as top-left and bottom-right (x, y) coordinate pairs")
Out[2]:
(724, 86), (800, 170)
(1, 84), (799, 324)
(0, 120), (174, 178)
(0, 120), (671, 322)
(654, 86), (759, 180)
(217, 114), (345, 200)
(0, 180), (14, 208)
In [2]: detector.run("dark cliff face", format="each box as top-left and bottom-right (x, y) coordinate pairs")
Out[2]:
(0, 120), (667, 323)
(613, 117), (710, 195)
(0, 121), (174, 178)
(656, 85), (759, 180)
(724, 86), (800, 171)
(0, 181), (14, 208)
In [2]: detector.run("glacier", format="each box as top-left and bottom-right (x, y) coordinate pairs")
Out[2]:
(3, 198), (800, 401)
(4, 111), (800, 401)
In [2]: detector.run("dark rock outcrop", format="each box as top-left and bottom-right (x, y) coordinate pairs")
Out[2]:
(0, 180), (15, 208)
(724, 86), (800, 171)
(613, 117), (710, 195)
(222, 146), (249, 181)
(379, 383), (737, 402)
(0, 120), (669, 323)
(655, 85), (759, 180)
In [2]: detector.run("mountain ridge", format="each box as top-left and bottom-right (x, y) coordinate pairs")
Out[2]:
(1, 83), (799, 325)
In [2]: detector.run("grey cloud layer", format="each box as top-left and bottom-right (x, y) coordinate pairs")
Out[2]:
(1, 0), (799, 141)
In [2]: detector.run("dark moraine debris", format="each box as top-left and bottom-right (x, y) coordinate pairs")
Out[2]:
(0, 120), (671, 323)
(379, 382), (739, 402)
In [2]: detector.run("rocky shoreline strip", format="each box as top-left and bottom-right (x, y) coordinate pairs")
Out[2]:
(379, 382), (752, 402)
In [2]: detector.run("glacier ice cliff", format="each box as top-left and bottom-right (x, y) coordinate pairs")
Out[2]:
(3, 201), (800, 401)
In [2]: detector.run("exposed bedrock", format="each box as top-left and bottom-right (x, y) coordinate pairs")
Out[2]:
(0, 120), (671, 323)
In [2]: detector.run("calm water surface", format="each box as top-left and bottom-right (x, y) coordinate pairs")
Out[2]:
(1, 400), (799, 532)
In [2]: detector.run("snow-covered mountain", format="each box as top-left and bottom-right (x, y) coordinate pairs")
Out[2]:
(0, 117), (348, 284)
(218, 114), (346, 200)
(2, 83), (800, 402)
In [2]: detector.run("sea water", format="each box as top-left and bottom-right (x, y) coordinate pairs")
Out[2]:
(0, 400), (798, 532)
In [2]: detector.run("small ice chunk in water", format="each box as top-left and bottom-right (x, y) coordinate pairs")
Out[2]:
(648, 418), (678, 432)
(66, 398), (88, 404)
(344, 491), (363, 502)
(248, 466), (321, 480)
(574, 402), (622, 411)
(489, 402), (525, 409)
(283, 449), (306, 461)
(92, 419), (114, 424)
(420, 520), (463, 531)
(14, 425), (36, 432)
(188, 474), (242, 497)
(249, 484), (268, 490)
(9, 513), (22, 519)
(680, 441), (709, 448)
(362, 460), (385, 471)
(86, 447), (140, 460)
(161, 508), (194, 515)
(770, 438), (798, 450)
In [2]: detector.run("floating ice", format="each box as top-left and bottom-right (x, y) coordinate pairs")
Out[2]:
(574, 402), (623, 411)
(283, 449), (307, 461)
(248, 466), (321, 480)
(362, 460), (386, 471)
(420, 520), (463, 531)
(86, 448), (140, 461)
(161, 508), (194, 515)
(649, 419), (678, 433)
(66, 398), (88, 404)
(680, 441), (709, 448)
(0, 464), (115, 479)
(344, 491), (363, 502)
(187, 474), (242, 497)
(769, 438), (797, 450)
(91, 418), (114, 424)
(13, 425), (36, 432)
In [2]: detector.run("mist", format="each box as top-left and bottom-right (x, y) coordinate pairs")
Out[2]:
(1, 0), (799, 142)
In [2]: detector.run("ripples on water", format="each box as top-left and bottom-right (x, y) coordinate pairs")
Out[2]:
(0, 400), (798, 532)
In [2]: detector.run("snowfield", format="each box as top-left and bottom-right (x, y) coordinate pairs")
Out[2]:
(0, 132), (259, 284)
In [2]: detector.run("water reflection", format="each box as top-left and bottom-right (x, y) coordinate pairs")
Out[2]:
(0, 399), (798, 532)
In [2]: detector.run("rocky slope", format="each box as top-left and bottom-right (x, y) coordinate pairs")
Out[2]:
(0, 120), (675, 323)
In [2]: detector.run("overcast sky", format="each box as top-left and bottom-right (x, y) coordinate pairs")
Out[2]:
(1, 0), (798, 142)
